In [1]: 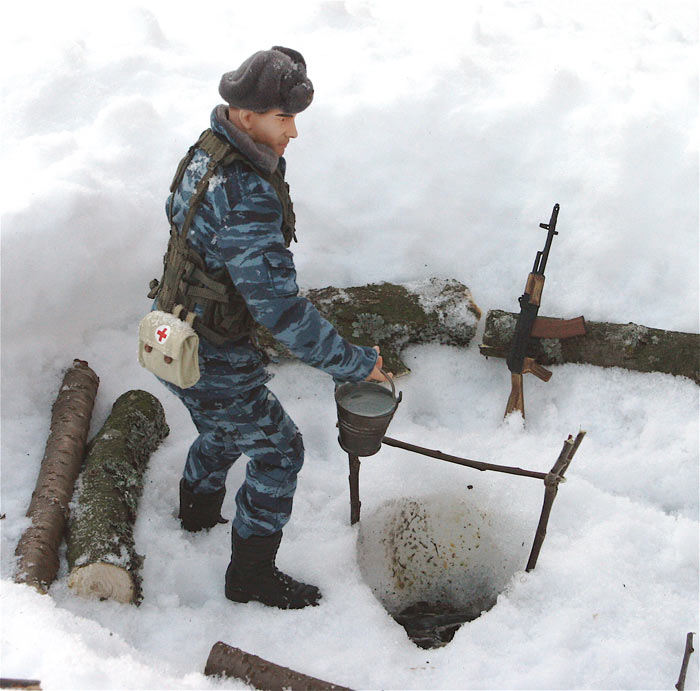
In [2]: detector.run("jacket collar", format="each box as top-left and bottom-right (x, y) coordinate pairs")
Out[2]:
(211, 104), (281, 176)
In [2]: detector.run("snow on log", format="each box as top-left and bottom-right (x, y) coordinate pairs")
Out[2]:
(66, 390), (169, 604)
(14, 360), (100, 594)
(204, 641), (353, 691)
(480, 309), (699, 383)
(257, 278), (481, 376)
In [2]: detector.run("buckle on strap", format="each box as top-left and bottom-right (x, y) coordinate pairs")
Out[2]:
(172, 304), (196, 326)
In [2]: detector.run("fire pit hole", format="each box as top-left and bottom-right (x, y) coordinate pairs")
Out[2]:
(357, 493), (530, 648)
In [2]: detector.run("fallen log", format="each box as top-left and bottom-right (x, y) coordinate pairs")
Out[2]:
(480, 309), (699, 383)
(0, 679), (42, 690)
(66, 390), (169, 604)
(205, 642), (353, 691)
(14, 360), (100, 594)
(258, 278), (481, 376)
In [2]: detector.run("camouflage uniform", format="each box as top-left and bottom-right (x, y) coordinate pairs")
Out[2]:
(159, 107), (377, 539)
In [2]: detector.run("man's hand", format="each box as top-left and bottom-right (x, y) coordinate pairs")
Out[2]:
(366, 345), (393, 382)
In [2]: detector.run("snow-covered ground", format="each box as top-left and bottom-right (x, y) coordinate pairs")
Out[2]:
(1, 1), (698, 689)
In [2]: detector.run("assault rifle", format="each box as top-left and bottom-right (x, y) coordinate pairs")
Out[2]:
(505, 204), (586, 417)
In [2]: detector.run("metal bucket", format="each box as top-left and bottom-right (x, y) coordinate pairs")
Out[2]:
(335, 371), (402, 457)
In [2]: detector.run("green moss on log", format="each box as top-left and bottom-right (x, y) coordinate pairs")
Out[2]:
(257, 278), (481, 376)
(67, 390), (169, 603)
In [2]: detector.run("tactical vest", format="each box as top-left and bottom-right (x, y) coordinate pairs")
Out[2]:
(149, 129), (297, 347)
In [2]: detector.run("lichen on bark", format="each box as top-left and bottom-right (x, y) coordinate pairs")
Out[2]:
(67, 389), (169, 603)
(480, 309), (699, 383)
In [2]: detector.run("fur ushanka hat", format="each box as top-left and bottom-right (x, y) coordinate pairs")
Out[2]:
(218, 46), (314, 113)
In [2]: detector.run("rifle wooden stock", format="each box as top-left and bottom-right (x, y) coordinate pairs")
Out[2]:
(524, 273), (544, 306)
(505, 373), (525, 417)
(523, 356), (552, 382)
(505, 358), (551, 418)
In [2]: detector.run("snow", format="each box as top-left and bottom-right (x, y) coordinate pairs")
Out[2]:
(1, 1), (698, 689)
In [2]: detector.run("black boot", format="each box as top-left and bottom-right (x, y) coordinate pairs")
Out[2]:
(225, 530), (321, 609)
(178, 479), (228, 532)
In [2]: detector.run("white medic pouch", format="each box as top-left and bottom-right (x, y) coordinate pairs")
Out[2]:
(138, 305), (200, 389)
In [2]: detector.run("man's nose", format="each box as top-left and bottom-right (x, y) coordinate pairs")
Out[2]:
(287, 119), (298, 138)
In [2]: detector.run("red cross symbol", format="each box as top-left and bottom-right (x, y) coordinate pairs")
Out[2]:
(156, 326), (169, 343)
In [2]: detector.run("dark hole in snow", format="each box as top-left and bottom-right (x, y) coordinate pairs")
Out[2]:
(357, 494), (530, 649)
(393, 599), (489, 648)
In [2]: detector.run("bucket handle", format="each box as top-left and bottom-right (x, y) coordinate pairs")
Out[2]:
(378, 368), (402, 406)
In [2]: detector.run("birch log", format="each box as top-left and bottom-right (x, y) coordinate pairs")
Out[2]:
(14, 360), (100, 593)
(66, 390), (168, 604)
(480, 309), (699, 383)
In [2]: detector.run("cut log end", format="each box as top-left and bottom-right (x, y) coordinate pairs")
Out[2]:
(68, 563), (135, 603)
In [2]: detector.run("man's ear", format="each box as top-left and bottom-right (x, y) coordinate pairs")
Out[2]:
(237, 109), (255, 132)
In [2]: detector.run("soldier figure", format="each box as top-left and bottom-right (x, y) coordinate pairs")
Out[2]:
(149, 46), (385, 609)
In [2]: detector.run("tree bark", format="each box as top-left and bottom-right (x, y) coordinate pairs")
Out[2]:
(66, 390), (169, 604)
(348, 454), (361, 525)
(257, 278), (481, 376)
(480, 309), (699, 383)
(14, 360), (100, 594)
(204, 642), (353, 691)
(0, 679), (42, 690)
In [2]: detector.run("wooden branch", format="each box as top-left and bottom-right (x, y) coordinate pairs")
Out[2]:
(381, 436), (548, 480)
(14, 360), (100, 593)
(204, 641), (353, 691)
(480, 309), (699, 383)
(66, 390), (169, 604)
(526, 431), (586, 572)
(675, 632), (695, 691)
(348, 454), (361, 525)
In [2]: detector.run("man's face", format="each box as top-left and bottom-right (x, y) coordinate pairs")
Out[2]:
(243, 109), (298, 157)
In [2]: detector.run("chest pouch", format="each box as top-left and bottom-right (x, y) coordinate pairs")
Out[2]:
(138, 305), (200, 389)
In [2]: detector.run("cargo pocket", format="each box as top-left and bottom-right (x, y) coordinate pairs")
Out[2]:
(263, 250), (299, 297)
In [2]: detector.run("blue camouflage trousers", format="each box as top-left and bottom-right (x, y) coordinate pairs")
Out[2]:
(160, 336), (304, 539)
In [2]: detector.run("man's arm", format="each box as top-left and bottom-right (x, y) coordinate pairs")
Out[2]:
(216, 187), (377, 383)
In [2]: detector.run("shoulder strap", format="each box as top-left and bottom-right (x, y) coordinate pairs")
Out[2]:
(266, 169), (297, 245)
(170, 130), (240, 242)
(169, 128), (296, 246)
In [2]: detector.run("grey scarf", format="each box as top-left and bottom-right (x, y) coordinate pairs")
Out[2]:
(214, 104), (279, 176)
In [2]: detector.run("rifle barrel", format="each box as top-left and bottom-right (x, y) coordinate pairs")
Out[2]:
(536, 203), (560, 275)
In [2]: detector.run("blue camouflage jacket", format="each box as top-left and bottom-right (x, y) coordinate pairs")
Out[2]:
(164, 106), (377, 386)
